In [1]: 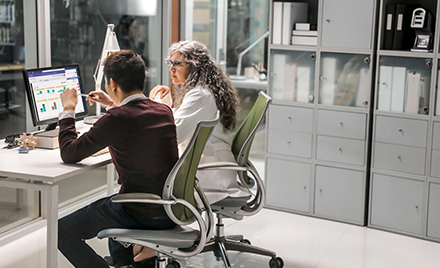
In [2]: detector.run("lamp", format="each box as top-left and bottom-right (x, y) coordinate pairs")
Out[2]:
(230, 31), (269, 80)
(85, 24), (120, 124)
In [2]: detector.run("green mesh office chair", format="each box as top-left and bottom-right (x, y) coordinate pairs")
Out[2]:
(198, 92), (284, 268)
(97, 114), (219, 268)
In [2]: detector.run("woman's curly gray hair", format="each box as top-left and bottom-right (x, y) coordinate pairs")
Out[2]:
(168, 40), (240, 130)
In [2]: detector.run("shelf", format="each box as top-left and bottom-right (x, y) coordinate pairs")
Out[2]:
(269, 44), (317, 52)
(378, 49), (435, 58)
(0, 63), (24, 71)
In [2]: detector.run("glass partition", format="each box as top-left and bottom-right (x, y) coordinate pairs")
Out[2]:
(0, 0), (26, 139)
(0, 187), (39, 234)
(377, 56), (432, 115)
(318, 53), (371, 108)
(270, 49), (316, 103)
(49, 0), (163, 106)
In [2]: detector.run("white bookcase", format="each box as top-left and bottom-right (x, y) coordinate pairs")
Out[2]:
(265, 0), (377, 226)
(368, 0), (440, 242)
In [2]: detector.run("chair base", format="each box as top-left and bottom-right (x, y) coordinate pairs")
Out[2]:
(201, 217), (282, 268)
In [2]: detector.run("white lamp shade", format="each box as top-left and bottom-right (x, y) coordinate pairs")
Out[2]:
(104, 32), (120, 52)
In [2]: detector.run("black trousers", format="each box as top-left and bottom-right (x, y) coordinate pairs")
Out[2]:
(58, 195), (175, 268)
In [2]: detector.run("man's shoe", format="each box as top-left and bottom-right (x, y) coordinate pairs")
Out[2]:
(134, 256), (157, 268)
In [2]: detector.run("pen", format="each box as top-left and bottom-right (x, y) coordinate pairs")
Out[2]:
(79, 93), (95, 97)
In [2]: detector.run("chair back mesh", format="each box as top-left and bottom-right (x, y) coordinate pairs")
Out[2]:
(231, 92), (271, 184)
(170, 122), (216, 221)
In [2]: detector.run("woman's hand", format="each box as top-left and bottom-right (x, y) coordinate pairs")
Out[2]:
(149, 85), (170, 100)
(86, 91), (114, 107)
(150, 85), (172, 106)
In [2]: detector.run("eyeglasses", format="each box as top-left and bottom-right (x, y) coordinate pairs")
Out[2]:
(165, 59), (189, 69)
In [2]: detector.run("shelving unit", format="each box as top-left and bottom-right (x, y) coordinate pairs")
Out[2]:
(265, 0), (377, 226)
(367, 0), (440, 242)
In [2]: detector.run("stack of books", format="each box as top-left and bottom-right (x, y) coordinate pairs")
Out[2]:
(291, 23), (317, 46)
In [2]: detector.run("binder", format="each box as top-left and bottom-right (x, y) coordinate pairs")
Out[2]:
(282, 2), (308, 45)
(319, 57), (336, 105)
(392, 4), (415, 50)
(297, 67), (311, 102)
(437, 70), (440, 116)
(272, 54), (286, 99)
(383, 4), (396, 50)
(284, 63), (296, 101)
(354, 68), (370, 107)
(390, 67), (407, 112)
(272, 2), (283, 44)
(378, 66), (393, 111)
(405, 72), (421, 114)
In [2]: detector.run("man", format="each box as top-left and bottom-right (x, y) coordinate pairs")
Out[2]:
(57, 50), (178, 268)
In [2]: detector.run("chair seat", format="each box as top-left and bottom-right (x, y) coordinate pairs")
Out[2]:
(97, 225), (200, 248)
(211, 195), (249, 208)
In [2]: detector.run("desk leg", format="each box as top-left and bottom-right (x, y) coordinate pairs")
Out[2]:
(0, 179), (59, 268)
(107, 163), (115, 196)
(43, 184), (59, 268)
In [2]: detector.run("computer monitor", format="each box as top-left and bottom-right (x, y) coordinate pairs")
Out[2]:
(23, 64), (88, 130)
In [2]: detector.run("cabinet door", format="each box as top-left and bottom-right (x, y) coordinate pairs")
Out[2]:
(268, 105), (313, 133)
(267, 129), (312, 158)
(265, 158), (311, 213)
(317, 110), (366, 139)
(370, 174), (424, 235)
(315, 166), (365, 223)
(427, 183), (440, 239)
(321, 0), (374, 49)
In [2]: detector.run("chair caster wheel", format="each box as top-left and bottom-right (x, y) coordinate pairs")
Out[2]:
(269, 257), (284, 268)
(166, 260), (181, 268)
(240, 239), (251, 244)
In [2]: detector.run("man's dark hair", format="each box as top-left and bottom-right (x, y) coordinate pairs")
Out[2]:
(103, 50), (145, 93)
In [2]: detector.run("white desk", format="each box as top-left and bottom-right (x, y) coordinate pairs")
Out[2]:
(0, 122), (113, 268)
(230, 78), (267, 91)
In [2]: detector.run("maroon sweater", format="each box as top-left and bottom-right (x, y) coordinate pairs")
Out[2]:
(58, 99), (178, 218)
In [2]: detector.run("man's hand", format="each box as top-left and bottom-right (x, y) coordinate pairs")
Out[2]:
(86, 91), (114, 107)
(60, 88), (78, 111)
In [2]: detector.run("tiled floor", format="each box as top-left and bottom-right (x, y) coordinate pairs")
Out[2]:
(2, 208), (440, 268)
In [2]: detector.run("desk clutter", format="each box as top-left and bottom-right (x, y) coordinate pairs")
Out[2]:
(383, 4), (435, 52)
(272, 1), (317, 46)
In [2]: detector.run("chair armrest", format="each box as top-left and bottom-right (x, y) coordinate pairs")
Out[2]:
(111, 193), (176, 206)
(198, 161), (247, 171)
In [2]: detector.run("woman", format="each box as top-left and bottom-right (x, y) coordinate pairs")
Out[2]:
(151, 40), (251, 205)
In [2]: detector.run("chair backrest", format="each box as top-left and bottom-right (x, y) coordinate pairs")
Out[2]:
(231, 91), (272, 184)
(163, 112), (219, 224)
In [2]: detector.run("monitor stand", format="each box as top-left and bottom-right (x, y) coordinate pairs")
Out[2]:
(35, 122), (59, 149)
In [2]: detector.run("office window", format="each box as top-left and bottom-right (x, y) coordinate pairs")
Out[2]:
(49, 0), (163, 99)
(186, 0), (269, 161)
(0, 0), (26, 139)
(0, 187), (39, 234)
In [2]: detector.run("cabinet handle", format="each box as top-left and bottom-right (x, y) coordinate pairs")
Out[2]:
(287, 141), (291, 146)
(319, 189), (323, 194)
(339, 122), (344, 128)
(326, 19), (330, 23)
(398, 128), (403, 133)
(320, 76), (327, 81)
(364, 57), (370, 64)
(287, 116), (293, 121)
(397, 156), (402, 161)
(309, 95), (315, 101)
(362, 100), (368, 105)
(303, 186), (307, 191)
(310, 54), (316, 60)
(338, 147), (342, 152)
(415, 205), (419, 210)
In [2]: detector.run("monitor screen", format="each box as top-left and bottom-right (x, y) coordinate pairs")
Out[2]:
(23, 64), (88, 128)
